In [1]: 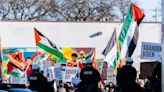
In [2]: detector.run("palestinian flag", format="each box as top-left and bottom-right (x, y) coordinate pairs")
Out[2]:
(103, 28), (119, 68)
(6, 51), (24, 78)
(118, 3), (144, 59)
(7, 62), (24, 78)
(34, 28), (64, 59)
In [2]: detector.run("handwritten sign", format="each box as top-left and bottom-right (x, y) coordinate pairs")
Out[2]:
(54, 63), (62, 81)
(64, 67), (79, 82)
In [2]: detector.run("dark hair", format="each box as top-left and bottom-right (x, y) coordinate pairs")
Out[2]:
(71, 53), (78, 57)
(26, 57), (32, 60)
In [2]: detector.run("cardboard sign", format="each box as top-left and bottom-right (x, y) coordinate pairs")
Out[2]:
(97, 60), (103, 74)
(64, 67), (79, 82)
(43, 60), (51, 78)
(107, 68), (114, 83)
(72, 77), (81, 85)
(101, 62), (108, 80)
(141, 42), (162, 61)
(54, 63), (62, 81)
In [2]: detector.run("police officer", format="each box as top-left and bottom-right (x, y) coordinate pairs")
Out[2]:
(77, 62), (101, 92)
(28, 64), (49, 92)
(116, 57), (144, 92)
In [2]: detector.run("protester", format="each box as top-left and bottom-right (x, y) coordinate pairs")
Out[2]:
(116, 57), (144, 92)
(64, 82), (74, 92)
(58, 83), (66, 92)
(77, 62), (102, 92)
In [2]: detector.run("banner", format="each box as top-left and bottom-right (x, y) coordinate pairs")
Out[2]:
(54, 63), (62, 81)
(60, 48), (95, 63)
(2, 48), (37, 82)
(64, 67), (79, 82)
(141, 42), (162, 61)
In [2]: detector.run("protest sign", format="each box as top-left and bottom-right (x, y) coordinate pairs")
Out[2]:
(61, 63), (66, 82)
(107, 68), (114, 83)
(54, 63), (62, 81)
(43, 60), (51, 78)
(97, 59), (103, 73)
(72, 77), (81, 85)
(64, 67), (79, 82)
(141, 42), (162, 61)
(101, 62), (108, 80)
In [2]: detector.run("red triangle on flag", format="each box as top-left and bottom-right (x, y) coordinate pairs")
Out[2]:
(132, 3), (145, 21)
(34, 28), (41, 45)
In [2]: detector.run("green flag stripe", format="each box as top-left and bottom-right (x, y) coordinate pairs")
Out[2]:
(38, 42), (63, 59)
(110, 59), (116, 68)
(9, 71), (23, 78)
(110, 51), (119, 68)
(118, 6), (133, 51)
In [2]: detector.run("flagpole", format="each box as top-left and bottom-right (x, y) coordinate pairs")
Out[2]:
(115, 28), (122, 68)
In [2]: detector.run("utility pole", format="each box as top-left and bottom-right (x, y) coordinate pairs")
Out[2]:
(152, 8), (158, 22)
(162, 0), (164, 91)
(151, 7), (160, 22)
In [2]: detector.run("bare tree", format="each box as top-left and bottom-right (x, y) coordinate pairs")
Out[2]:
(0, 0), (117, 21)
(115, 0), (140, 21)
(47, 0), (117, 21)
(0, 0), (58, 21)
(115, 0), (131, 21)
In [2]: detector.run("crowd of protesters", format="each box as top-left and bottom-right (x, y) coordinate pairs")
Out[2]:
(52, 57), (161, 92)
(0, 53), (161, 92)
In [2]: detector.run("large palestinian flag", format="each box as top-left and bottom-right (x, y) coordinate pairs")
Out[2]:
(118, 3), (144, 59)
(34, 28), (64, 59)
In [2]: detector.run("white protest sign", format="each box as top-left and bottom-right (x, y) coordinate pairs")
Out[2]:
(72, 77), (81, 85)
(107, 68), (114, 83)
(101, 62), (108, 80)
(141, 42), (162, 61)
(64, 67), (79, 82)
(97, 61), (103, 74)
(43, 61), (51, 78)
(54, 63), (62, 81)
(61, 63), (66, 82)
